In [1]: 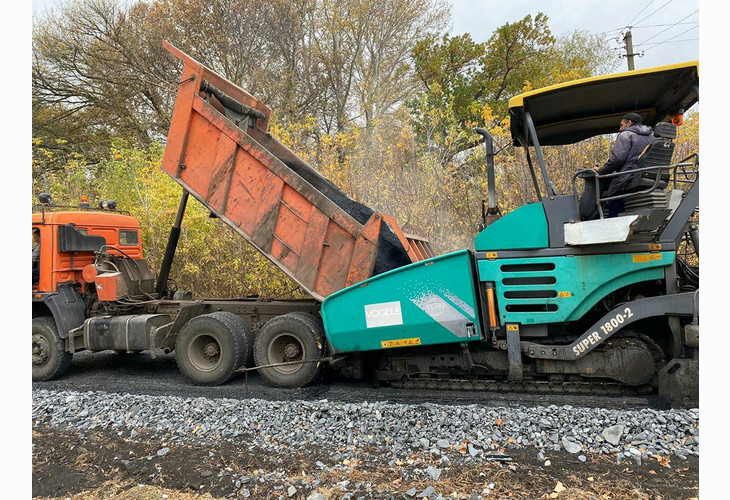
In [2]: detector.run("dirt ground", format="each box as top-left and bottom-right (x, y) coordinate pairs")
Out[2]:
(31, 424), (699, 500)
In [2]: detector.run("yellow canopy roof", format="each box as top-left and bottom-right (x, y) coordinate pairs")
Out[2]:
(508, 61), (699, 146)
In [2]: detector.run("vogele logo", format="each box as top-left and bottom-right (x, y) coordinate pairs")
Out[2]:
(364, 301), (404, 328)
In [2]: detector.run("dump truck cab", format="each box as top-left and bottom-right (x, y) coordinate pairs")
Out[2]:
(32, 204), (146, 333)
(32, 207), (144, 295)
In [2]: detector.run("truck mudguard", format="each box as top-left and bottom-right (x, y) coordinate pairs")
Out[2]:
(40, 283), (86, 338)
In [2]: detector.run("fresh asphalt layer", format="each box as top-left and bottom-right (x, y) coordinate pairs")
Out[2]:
(32, 350), (666, 411)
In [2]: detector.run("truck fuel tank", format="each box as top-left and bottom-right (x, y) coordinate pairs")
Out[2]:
(83, 314), (172, 352)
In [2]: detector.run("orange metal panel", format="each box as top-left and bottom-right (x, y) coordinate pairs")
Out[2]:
(175, 113), (223, 197)
(251, 176), (285, 253)
(296, 209), (330, 290)
(380, 214), (436, 263)
(95, 272), (128, 302)
(316, 222), (356, 297)
(346, 213), (382, 287)
(274, 187), (310, 256)
(226, 145), (277, 230)
(280, 185), (313, 223)
(162, 41), (272, 133)
(412, 240), (431, 259)
(203, 133), (239, 213)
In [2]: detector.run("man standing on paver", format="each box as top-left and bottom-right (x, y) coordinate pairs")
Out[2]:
(593, 112), (656, 217)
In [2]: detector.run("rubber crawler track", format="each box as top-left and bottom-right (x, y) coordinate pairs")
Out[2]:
(387, 378), (651, 397)
(385, 336), (663, 398)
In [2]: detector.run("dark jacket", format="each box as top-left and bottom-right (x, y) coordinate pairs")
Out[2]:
(598, 124), (656, 196)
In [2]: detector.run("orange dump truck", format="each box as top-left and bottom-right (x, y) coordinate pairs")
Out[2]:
(32, 42), (432, 387)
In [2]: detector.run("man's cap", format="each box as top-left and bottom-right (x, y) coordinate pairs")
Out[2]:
(622, 112), (643, 124)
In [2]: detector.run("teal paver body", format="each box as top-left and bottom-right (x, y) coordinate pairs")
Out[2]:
(322, 250), (483, 353)
(477, 252), (673, 325)
(322, 201), (675, 353)
(474, 202), (548, 251)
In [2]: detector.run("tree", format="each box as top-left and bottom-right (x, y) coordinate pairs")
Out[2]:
(410, 14), (618, 165)
(354, 0), (449, 130)
(32, 0), (178, 150)
(32, 0), (448, 161)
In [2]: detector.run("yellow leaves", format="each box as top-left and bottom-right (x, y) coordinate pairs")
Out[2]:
(480, 104), (495, 123)
(655, 455), (672, 468)
(182, 262), (201, 275)
(548, 481), (567, 498)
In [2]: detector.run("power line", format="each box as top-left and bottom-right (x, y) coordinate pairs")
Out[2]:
(602, 31), (625, 41)
(638, 38), (698, 49)
(626, 0), (656, 27)
(637, 24), (699, 47)
(638, 10), (698, 46)
(639, 25), (699, 51)
(631, 22), (699, 29)
(599, 27), (629, 36)
(634, 0), (673, 26)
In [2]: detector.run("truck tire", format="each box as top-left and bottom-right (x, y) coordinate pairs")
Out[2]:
(253, 313), (325, 388)
(209, 311), (254, 367)
(175, 314), (245, 385)
(32, 316), (73, 381)
(286, 311), (324, 337)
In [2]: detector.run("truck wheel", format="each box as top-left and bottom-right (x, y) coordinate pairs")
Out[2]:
(32, 316), (72, 381)
(175, 314), (245, 385)
(253, 313), (325, 388)
(209, 311), (254, 367)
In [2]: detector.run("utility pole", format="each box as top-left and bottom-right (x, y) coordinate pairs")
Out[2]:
(621, 29), (642, 71)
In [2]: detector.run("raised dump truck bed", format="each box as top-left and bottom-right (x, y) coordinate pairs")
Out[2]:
(161, 42), (433, 301)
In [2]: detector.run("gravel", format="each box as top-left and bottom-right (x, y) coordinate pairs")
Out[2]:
(33, 389), (699, 471)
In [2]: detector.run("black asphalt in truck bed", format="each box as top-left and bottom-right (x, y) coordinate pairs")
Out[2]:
(278, 155), (412, 275)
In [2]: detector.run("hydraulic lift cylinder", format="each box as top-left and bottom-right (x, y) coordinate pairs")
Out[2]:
(156, 190), (189, 297)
